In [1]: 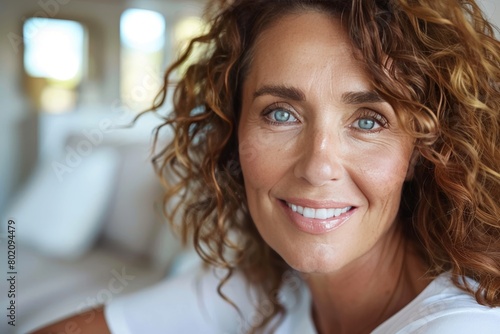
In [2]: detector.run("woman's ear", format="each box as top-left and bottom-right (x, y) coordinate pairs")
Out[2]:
(405, 150), (419, 181)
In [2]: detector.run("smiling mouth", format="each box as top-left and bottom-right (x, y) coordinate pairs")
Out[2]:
(286, 202), (353, 220)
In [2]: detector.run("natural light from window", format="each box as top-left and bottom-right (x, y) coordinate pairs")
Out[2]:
(23, 18), (86, 113)
(120, 9), (166, 113)
(121, 9), (166, 52)
(24, 18), (85, 81)
(173, 16), (205, 77)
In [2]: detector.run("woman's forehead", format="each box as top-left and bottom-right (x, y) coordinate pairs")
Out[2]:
(242, 12), (373, 101)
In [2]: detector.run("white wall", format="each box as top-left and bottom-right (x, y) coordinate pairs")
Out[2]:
(0, 1), (37, 216)
(480, 0), (500, 27)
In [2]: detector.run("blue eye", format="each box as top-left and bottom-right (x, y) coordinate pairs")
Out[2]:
(357, 118), (376, 130)
(273, 110), (292, 122)
(352, 110), (387, 132)
(265, 108), (298, 124)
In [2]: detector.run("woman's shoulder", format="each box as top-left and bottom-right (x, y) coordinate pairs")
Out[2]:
(374, 272), (500, 334)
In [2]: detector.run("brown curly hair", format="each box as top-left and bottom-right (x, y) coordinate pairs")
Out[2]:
(146, 0), (500, 332)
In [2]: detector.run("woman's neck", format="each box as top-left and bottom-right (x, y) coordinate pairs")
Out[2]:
(302, 231), (430, 334)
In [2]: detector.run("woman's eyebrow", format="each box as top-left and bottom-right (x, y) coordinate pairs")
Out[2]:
(253, 85), (306, 101)
(253, 85), (387, 105)
(341, 91), (386, 104)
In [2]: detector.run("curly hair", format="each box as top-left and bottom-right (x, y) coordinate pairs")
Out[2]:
(146, 0), (500, 331)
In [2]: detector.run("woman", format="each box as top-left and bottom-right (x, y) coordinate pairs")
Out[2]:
(34, 0), (500, 333)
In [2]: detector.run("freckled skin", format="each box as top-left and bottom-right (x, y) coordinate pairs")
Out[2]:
(238, 12), (415, 274)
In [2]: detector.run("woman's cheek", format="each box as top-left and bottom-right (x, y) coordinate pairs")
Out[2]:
(347, 141), (411, 191)
(240, 129), (298, 184)
(239, 131), (276, 191)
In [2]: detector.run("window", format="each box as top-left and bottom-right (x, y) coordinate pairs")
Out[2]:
(120, 9), (166, 113)
(173, 16), (206, 77)
(23, 18), (87, 113)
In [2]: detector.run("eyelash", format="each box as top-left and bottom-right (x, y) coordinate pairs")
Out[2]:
(351, 109), (389, 133)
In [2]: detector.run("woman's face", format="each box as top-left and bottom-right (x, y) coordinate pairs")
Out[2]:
(238, 11), (415, 274)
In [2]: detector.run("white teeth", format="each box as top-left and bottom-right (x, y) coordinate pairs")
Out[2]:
(327, 208), (334, 217)
(316, 208), (327, 219)
(303, 208), (315, 218)
(287, 203), (351, 219)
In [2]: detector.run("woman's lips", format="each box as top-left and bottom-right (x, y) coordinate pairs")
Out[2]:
(278, 199), (356, 235)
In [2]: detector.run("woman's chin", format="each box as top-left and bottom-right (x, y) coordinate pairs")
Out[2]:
(282, 254), (343, 275)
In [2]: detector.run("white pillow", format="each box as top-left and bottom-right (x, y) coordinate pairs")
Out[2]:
(4, 147), (119, 260)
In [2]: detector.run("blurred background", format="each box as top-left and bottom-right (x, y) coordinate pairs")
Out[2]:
(0, 0), (206, 332)
(0, 0), (498, 333)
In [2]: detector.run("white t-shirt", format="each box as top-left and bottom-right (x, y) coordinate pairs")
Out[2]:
(105, 266), (500, 333)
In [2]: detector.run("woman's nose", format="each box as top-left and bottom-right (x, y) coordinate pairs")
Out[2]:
(293, 128), (344, 187)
